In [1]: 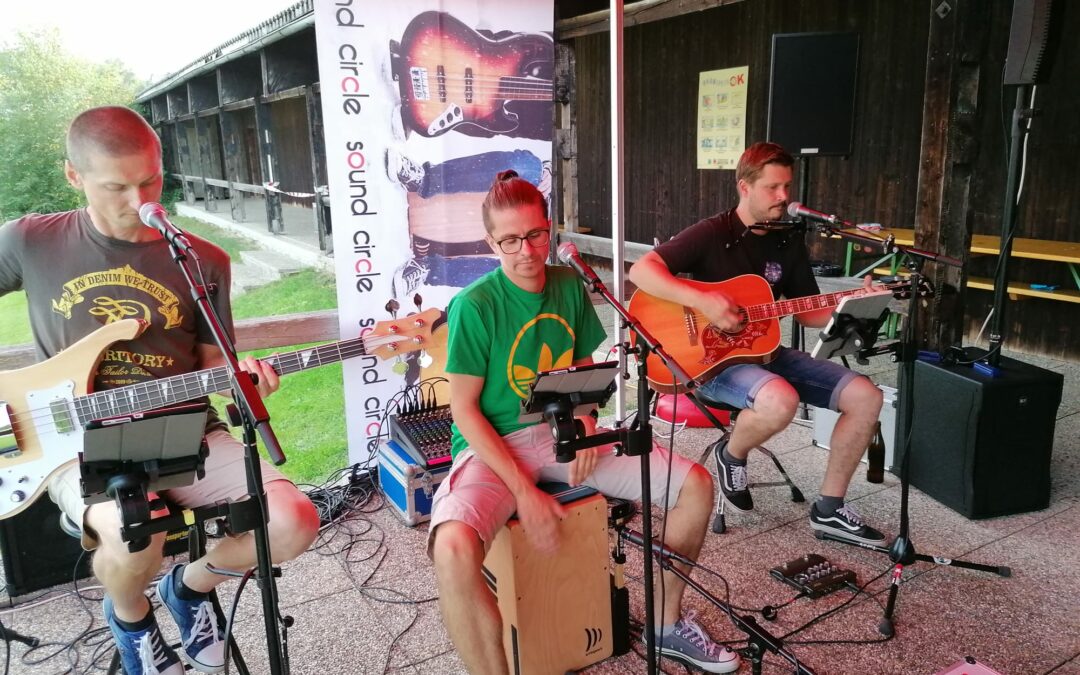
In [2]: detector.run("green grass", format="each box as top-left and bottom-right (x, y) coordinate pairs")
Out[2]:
(229, 269), (346, 484)
(231, 269), (338, 320)
(0, 291), (31, 346)
(173, 214), (257, 260)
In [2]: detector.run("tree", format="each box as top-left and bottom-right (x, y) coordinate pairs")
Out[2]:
(0, 30), (144, 220)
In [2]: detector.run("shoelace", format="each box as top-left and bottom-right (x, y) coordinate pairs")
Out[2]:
(834, 504), (865, 526)
(674, 610), (718, 656)
(137, 629), (173, 674)
(727, 463), (748, 491)
(183, 601), (223, 652)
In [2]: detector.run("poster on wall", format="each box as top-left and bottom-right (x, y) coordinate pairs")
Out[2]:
(314, 1), (555, 464)
(696, 66), (748, 169)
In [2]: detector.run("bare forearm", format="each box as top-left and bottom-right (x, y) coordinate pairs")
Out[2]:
(451, 403), (533, 497)
(629, 254), (705, 307)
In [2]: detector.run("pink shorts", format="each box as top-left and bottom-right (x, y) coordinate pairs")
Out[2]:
(428, 424), (695, 553)
(48, 428), (288, 550)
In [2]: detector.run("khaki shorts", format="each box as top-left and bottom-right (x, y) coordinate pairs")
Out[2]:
(48, 428), (288, 550)
(427, 424), (695, 555)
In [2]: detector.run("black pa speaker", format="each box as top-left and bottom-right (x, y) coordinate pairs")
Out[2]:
(897, 352), (1063, 519)
(1004, 0), (1055, 85)
(767, 32), (859, 156)
(0, 497), (93, 596)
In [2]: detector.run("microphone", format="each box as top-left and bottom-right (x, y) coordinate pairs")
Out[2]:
(139, 202), (193, 252)
(747, 220), (805, 232)
(556, 242), (603, 288)
(619, 528), (695, 566)
(786, 202), (852, 228)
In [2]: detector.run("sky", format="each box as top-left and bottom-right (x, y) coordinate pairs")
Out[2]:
(1, 0), (303, 82)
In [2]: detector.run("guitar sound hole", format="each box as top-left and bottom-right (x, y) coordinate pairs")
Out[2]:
(721, 308), (749, 335)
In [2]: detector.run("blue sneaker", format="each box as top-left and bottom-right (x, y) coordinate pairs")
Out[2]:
(156, 564), (225, 673)
(649, 610), (741, 673)
(102, 596), (184, 675)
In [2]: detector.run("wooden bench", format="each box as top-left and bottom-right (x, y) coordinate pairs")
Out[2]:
(843, 228), (1080, 304)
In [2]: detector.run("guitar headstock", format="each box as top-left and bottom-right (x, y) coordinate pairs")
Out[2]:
(366, 307), (445, 360)
(886, 277), (935, 300)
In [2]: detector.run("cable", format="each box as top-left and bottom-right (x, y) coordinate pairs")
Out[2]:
(779, 564), (894, 643)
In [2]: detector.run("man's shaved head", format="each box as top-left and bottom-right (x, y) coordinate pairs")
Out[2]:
(66, 106), (161, 173)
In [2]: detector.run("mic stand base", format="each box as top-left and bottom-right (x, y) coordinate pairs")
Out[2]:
(812, 257), (1010, 638)
(617, 528), (814, 675)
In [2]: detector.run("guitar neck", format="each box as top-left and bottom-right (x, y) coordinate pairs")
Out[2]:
(746, 285), (894, 323)
(497, 77), (553, 100)
(72, 337), (368, 424)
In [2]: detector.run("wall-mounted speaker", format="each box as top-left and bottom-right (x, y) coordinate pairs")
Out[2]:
(767, 32), (859, 156)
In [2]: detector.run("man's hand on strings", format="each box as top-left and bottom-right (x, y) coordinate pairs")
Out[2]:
(699, 290), (742, 332)
(240, 355), (280, 398)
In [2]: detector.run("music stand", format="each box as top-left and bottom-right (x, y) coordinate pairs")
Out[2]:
(79, 403), (210, 552)
(520, 362), (619, 462)
(809, 292), (893, 361)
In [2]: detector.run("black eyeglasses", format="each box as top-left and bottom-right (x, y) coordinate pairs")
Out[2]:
(493, 228), (551, 254)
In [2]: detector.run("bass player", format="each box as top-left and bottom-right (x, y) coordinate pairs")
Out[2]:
(0, 106), (319, 675)
(628, 141), (887, 545)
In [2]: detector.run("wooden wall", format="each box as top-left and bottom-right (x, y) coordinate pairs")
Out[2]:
(269, 97), (314, 206)
(566, 0), (1079, 360)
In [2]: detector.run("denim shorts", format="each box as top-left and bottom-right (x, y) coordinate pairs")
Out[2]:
(695, 347), (860, 412)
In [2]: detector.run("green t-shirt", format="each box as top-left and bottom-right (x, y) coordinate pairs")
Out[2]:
(445, 265), (606, 459)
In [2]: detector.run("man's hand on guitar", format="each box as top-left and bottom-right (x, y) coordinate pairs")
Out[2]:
(240, 355), (280, 398)
(698, 290), (742, 332)
(516, 485), (567, 555)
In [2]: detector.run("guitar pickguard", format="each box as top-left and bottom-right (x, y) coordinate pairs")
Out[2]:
(0, 381), (82, 516)
(699, 321), (773, 366)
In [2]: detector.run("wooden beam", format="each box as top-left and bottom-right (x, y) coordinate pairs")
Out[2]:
(556, 0), (745, 40)
(912, 0), (991, 351)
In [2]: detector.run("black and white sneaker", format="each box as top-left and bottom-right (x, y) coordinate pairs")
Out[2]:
(810, 502), (886, 545)
(714, 438), (753, 512)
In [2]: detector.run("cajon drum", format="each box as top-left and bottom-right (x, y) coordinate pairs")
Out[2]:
(482, 485), (612, 675)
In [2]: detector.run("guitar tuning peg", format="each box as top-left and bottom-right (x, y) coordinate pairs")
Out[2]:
(385, 298), (400, 318)
(413, 293), (423, 311)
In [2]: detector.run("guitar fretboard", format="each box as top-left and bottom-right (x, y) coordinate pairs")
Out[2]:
(71, 337), (370, 425)
(742, 284), (901, 323)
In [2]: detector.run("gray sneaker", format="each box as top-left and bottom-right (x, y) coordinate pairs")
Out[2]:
(648, 610), (741, 673)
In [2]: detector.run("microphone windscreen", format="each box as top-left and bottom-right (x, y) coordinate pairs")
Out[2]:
(786, 202), (803, 219)
(556, 241), (577, 265)
(138, 202), (165, 225)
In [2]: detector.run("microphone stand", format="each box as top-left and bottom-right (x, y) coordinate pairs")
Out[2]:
(807, 223), (1010, 637)
(167, 242), (291, 675)
(567, 268), (805, 674)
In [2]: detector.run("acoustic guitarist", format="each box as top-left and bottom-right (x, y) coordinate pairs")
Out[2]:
(0, 106), (319, 675)
(628, 142), (887, 545)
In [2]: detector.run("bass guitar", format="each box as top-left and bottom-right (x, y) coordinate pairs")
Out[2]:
(628, 275), (915, 393)
(390, 11), (553, 138)
(0, 309), (442, 520)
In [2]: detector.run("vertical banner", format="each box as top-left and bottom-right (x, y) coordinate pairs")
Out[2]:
(315, 1), (555, 463)
(696, 66), (748, 169)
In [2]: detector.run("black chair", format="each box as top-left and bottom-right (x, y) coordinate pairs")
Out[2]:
(690, 390), (806, 534)
(59, 507), (249, 675)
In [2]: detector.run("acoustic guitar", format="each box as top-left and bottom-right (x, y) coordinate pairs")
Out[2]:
(628, 275), (913, 393)
(0, 309), (443, 520)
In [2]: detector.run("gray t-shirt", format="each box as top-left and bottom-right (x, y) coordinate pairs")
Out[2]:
(0, 208), (233, 428)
